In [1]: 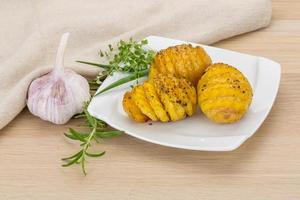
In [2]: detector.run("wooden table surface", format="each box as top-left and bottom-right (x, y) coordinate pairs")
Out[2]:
(1, 1), (299, 199)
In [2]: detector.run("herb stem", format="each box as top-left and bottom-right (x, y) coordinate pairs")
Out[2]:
(80, 123), (96, 175)
(62, 102), (120, 175)
(76, 60), (111, 69)
(95, 69), (149, 96)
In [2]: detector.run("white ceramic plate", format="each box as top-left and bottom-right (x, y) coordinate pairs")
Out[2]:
(88, 36), (281, 151)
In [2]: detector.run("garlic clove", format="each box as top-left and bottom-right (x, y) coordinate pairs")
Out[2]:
(27, 33), (90, 124)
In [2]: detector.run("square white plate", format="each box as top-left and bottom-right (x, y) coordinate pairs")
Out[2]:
(88, 36), (281, 151)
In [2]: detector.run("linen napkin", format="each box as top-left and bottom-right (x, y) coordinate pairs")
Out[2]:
(0, 0), (272, 129)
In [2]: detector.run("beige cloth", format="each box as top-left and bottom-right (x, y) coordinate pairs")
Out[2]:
(0, 0), (272, 129)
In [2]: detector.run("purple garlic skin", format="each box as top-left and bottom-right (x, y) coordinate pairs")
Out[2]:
(27, 33), (90, 124)
(27, 69), (90, 124)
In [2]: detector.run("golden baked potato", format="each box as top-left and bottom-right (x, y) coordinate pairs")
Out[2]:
(149, 44), (212, 86)
(123, 74), (197, 122)
(122, 91), (149, 122)
(197, 63), (253, 123)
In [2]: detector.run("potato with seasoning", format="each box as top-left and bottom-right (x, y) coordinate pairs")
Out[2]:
(149, 44), (212, 86)
(122, 91), (149, 122)
(197, 63), (253, 123)
(123, 74), (197, 122)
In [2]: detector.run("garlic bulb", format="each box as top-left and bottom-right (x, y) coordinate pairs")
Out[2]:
(27, 33), (90, 124)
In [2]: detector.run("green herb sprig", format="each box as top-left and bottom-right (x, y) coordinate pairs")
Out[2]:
(77, 38), (155, 95)
(96, 69), (149, 95)
(100, 38), (155, 74)
(62, 102), (123, 175)
(64, 38), (154, 175)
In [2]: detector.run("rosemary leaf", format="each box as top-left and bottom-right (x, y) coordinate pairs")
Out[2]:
(63, 132), (79, 141)
(95, 130), (123, 138)
(69, 128), (87, 142)
(62, 150), (83, 161)
(85, 151), (105, 158)
(62, 151), (83, 167)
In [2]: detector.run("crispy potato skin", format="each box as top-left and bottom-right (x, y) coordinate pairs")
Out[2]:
(197, 63), (253, 123)
(153, 74), (197, 121)
(122, 74), (197, 123)
(122, 91), (149, 123)
(143, 81), (170, 122)
(149, 44), (212, 86)
(131, 85), (158, 121)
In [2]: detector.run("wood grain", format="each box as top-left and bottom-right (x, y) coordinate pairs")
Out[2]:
(1, 1), (300, 199)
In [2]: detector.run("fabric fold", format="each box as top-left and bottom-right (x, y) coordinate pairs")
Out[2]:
(0, 0), (272, 129)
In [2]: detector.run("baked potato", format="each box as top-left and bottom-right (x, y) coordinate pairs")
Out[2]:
(149, 44), (212, 86)
(123, 74), (197, 122)
(197, 63), (253, 123)
(122, 91), (149, 123)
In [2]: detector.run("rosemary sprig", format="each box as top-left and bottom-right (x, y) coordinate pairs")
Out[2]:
(62, 102), (123, 175)
(64, 38), (154, 175)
